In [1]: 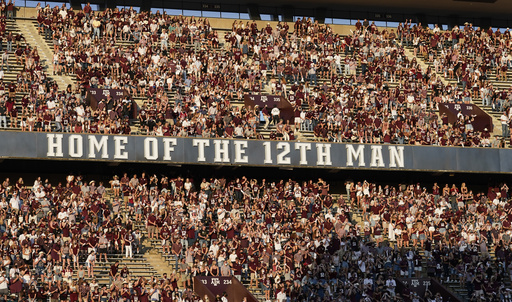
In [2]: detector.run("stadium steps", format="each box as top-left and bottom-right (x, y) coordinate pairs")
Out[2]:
(117, 192), (345, 301)
(17, 186), (163, 289)
(25, 18), (313, 141)
(116, 205), (267, 301)
(346, 188), (510, 302)
(0, 19), (54, 130)
(16, 18), (74, 90)
(73, 189), (163, 287)
(68, 255), (160, 285)
(401, 43), (504, 139)
(136, 226), (266, 301)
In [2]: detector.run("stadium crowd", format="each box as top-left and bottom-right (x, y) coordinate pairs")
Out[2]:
(0, 2), (507, 302)
(0, 5), (504, 147)
(0, 172), (510, 301)
(396, 20), (512, 138)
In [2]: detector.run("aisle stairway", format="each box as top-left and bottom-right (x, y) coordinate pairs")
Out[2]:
(0, 19), (47, 130)
(15, 18), (74, 90)
(77, 190), (162, 286)
(401, 42), (503, 138)
(118, 201), (267, 301)
(127, 194), (346, 301)
(347, 190), (509, 302)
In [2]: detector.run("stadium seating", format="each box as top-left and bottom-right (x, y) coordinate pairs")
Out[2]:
(1, 172), (509, 301)
(0, 7), (498, 147)
(1, 5), (512, 302)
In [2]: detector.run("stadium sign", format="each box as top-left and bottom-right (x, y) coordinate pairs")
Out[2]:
(43, 133), (404, 168)
(0, 132), (510, 173)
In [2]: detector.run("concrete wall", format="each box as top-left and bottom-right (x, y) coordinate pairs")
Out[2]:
(16, 7), (38, 18)
(207, 17), (357, 34)
(15, 7), (384, 35)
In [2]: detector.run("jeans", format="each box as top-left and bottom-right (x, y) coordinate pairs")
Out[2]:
(6, 41), (11, 52)
(174, 255), (181, 270)
(54, 121), (62, 132)
(482, 96), (490, 107)
(309, 73), (317, 86)
(181, 238), (188, 250)
(93, 27), (100, 39)
(302, 120), (312, 131)
(497, 99), (504, 112)
(0, 115), (6, 128)
(44, 28), (52, 40)
(6, 10), (13, 20)
(502, 124), (509, 138)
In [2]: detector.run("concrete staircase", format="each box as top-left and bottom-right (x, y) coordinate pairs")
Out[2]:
(15, 18), (74, 91)
(401, 43), (503, 138)
(345, 185), (511, 302)
(79, 190), (163, 286)
(402, 45), (448, 86)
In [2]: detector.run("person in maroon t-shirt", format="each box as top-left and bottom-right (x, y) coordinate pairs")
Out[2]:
(6, 0), (14, 20)
(147, 213), (157, 239)
(83, 2), (92, 19)
(160, 224), (171, 254)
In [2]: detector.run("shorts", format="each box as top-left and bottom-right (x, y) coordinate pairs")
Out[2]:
(180, 274), (189, 282)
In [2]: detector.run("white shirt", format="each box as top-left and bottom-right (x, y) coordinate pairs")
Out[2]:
(86, 253), (95, 264)
(276, 291), (287, 302)
(0, 275), (7, 289)
(34, 189), (45, 200)
(47, 99), (56, 110)
(501, 114), (508, 125)
(59, 9), (67, 19)
(57, 211), (68, 221)
(209, 244), (219, 256)
(75, 106), (85, 119)
(9, 195), (19, 210)
(9, 267), (18, 279)
(386, 278), (396, 289)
